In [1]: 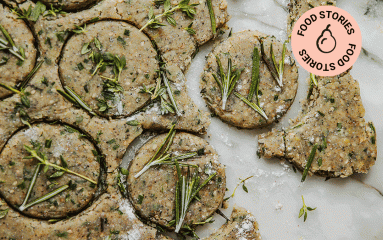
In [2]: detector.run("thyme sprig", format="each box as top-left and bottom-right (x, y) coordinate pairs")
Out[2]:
(298, 195), (316, 222)
(174, 160), (217, 233)
(0, 208), (9, 219)
(134, 125), (197, 178)
(72, 24), (87, 34)
(140, 0), (198, 32)
(0, 24), (25, 61)
(224, 175), (253, 201)
(0, 83), (30, 108)
(43, 4), (67, 17)
(24, 144), (97, 184)
(0, 60), (42, 127)
(234, 92), (268, 120)
(140, 68), (181, 116)
(212, 56), (244, 110)
(260, 39), (288, 87)
(301, 144), (318, 182)
(12, 1), (46, 22)
(57, 86), (96, 116)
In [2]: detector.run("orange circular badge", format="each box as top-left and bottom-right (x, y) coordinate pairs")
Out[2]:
(291, 6), (362, 76)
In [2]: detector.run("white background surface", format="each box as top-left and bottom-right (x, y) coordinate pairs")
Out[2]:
(184, 0), (383, 239)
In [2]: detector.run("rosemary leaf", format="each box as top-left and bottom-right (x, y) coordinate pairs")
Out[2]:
(19, 185), (69, 211)
(260, 40), (282, 87)
(19, 164), (41, 211)
(248, 46), (260, 104)
(301, 144), (318, 182)
(61, 86), (96, 116)
(206, 0), (216, 35)
(19, 60), (44, 90)
(162, 71), (182, 116)
(310, 73), (318, 86)
(234, 92), (268, 120)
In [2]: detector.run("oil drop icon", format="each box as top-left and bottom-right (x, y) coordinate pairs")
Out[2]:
(316, 24), (336, 54)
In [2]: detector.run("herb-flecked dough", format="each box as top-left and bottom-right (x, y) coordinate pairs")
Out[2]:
(127, 132), (226, 228)
(0, 123), (100, 219)
(0, 5), (37, 98)
(59, 20), (158, 118)
(258, 71), (377, 178)
(201, 30), (298, 128)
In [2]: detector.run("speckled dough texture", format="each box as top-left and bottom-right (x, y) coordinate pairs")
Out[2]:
(201, 30), (299, 128)
(0, 123), (100, 219)
(59, 20), (158, 118)
(203, 205), (261, 240)
(0, 5), (37, 98)
(127, 132), (226, 228)
(258, 71), (377, 178)
(287, 0), (336, 36)
(0, 0), (229, 238)
(41, 0), (98, 11)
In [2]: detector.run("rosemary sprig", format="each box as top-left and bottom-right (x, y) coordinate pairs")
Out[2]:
(19, 185), (69, 211)
(301, 144), (318, 182)
(206, 0), (216, 35)
(0, 24), (25, 61)
(234, 92), (268, 120)
(298, 195), (316, 222)
(212, 56), (244, 110)
(19, 164), (41, 211)
(174, 160), (217, 233)
(135, 125), (175, 178)
(57, 86), (96, 116)
(24, 144), (97, 184)
(140, 68), (181, 116)
(134, 153), (198, 178)
(139, 0), (198, 32)
(224, 176), (253, 201)
(248, 46), (260, 104)
(260, 39), (288, 87)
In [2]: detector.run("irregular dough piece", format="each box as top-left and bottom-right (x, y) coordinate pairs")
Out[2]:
(201, 30), (298, 128)
(203, 205), (261, 240)
(0, 4), (37, 98)
(258, 71), (377, 178)
(287, 0), (336, 37)
(127, 132), (226, 228)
